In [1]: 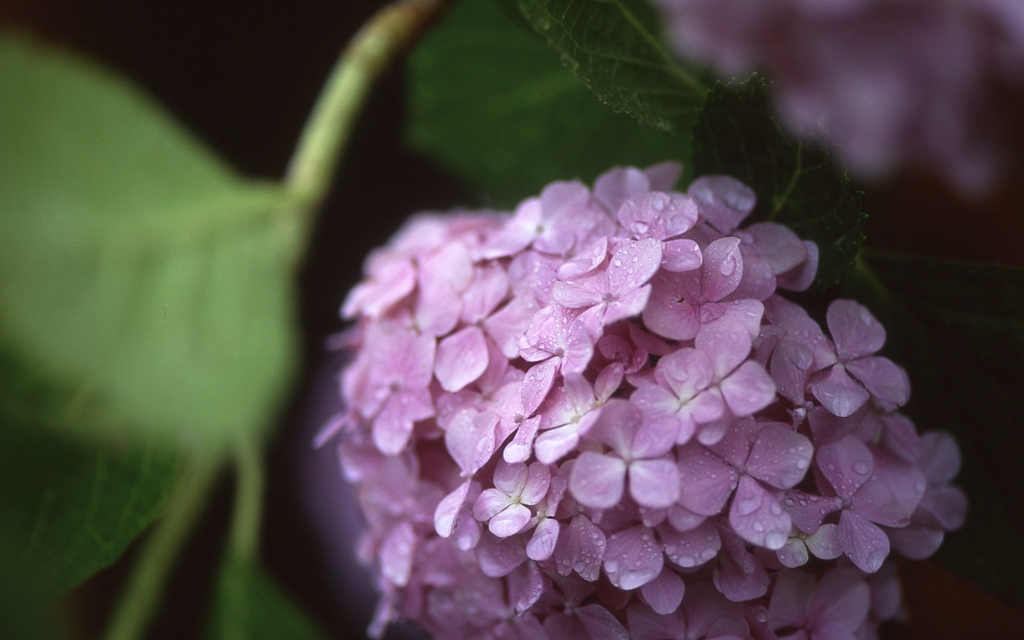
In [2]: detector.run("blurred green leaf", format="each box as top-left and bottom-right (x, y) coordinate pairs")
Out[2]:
(0, 35), (302, 449)
(693, 76), (866, 290)
(206, 555), (331, 640)
(408, 0), (689, 205)
(515, 0), (710, 134)
(0, 378), (181, 596)
(848, 250), (1024, 610)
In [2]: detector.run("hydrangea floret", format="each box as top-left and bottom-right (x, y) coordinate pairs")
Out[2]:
(320, 163), (966, 639)
(650, 0), (1024, 194)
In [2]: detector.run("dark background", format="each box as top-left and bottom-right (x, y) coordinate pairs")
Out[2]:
(0, 1), (1022, 639)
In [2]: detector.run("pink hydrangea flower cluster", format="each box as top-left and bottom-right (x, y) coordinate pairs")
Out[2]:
(320, 164), (966, 640)
(650, 0), (1024, 194)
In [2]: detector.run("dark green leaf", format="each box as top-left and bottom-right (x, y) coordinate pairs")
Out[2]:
(0, 35), (301, 449)
(693, 76), (866, 290)
(408, 0), (689, 205)
(0, 376), (182, 596)
(206, 555), (331, 640)
(847, 250), (1024, 610)
(515, 0), (710, 133)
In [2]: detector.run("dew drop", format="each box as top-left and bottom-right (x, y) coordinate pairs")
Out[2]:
(853, 461), (870, 475)
(769, 502), (783, 516)
(796, 458), (809, 470)
(753, 522), (765, 533)
(719, 256), (737, 277)
(605, 560), (619, 572)
(784, 498), (795, 507)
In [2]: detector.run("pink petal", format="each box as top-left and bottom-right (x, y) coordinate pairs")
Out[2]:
(918, 431), (962, 482)
(662, 238), (703, 272)
(746, 423), (814, 490)
(701, 237), (744, 302)
(846, 356), (909, 408)
(527, 517), (561, 561)
(489, 503), (532, 538)
(577, 604), (631, 640)
(687, 175), (756, 234)
(651, 347), (714, 406)
(887, 522), (945, 560)
(372, 389), (431, 455)
(768, 570), (815, 630)
(596, 285), (653, 328)
(696, 318), (753, 380)
(809, 569), (871, 637)
(535, 425), (584, 465)
(474, 488), (513, 522)
(776, 537), (810, 568)
(853, 451), (926, 527)
(666, 504), (707, 532)
(924, 485), (968, 531)
(783, 491), (838, 535)
(570, 452), (628, 509)
(476, 531), (527, 578)
(642, 277), (702, 340)
(660, 519), (721, 568)
(553, 514), (607, 581)
(434, 326), (489, 392)
(604, 525), (664, 590)
(816, 435), (874, 499)
(380, 522), (417, 587)
(586, 398), (640, 458)
(485, 294), (540, 359)
(644, 161), (683, 192)
(809, 365), (870, 418)
(507, 561), (545, 614)
(342, 255), (416, 319)
(595, 363), (625, 402)
(640, 568), (686, 615)
(415, 277), (462, 337)
(714, 531), (770, 602)
(594, 166), (651, 213)
(445, 409), (497, 476)
(746, 222), (805, 273)
(494, 459), (529, 494)
(720, 360), (777, 417)
(770, 338), (814, 404)
(434, 480), (471, 537)
(719, 298), (765, 341)
(608, 238), (663, 293)
(729, 476), (792, 550)
(676, 444), (738, 516)
(522, 359), (558, 416)
(557, 236), (609, 280)
(880, 413), (923, 462)
(732, 249), (776, 301)
(827, 300), (886, 361)
(626, 603), (688, 640)
(553, 272), (606, 309)
(776, 240), (819, 292)
(504, 415), (542, 464)
(838, 509), (890, 573)
(629, 458), (682, 509)
(521, 461), (553, 505)
(461, 263), (510, 323)
(805, 523), (843, 560)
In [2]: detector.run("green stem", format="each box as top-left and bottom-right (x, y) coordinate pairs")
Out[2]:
(102, 456), (221, 640)
(228, 434), (263, 560)
(284, 0), (451, 221)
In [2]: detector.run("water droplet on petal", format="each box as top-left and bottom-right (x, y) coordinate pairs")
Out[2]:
(853, 461), (870, 475)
